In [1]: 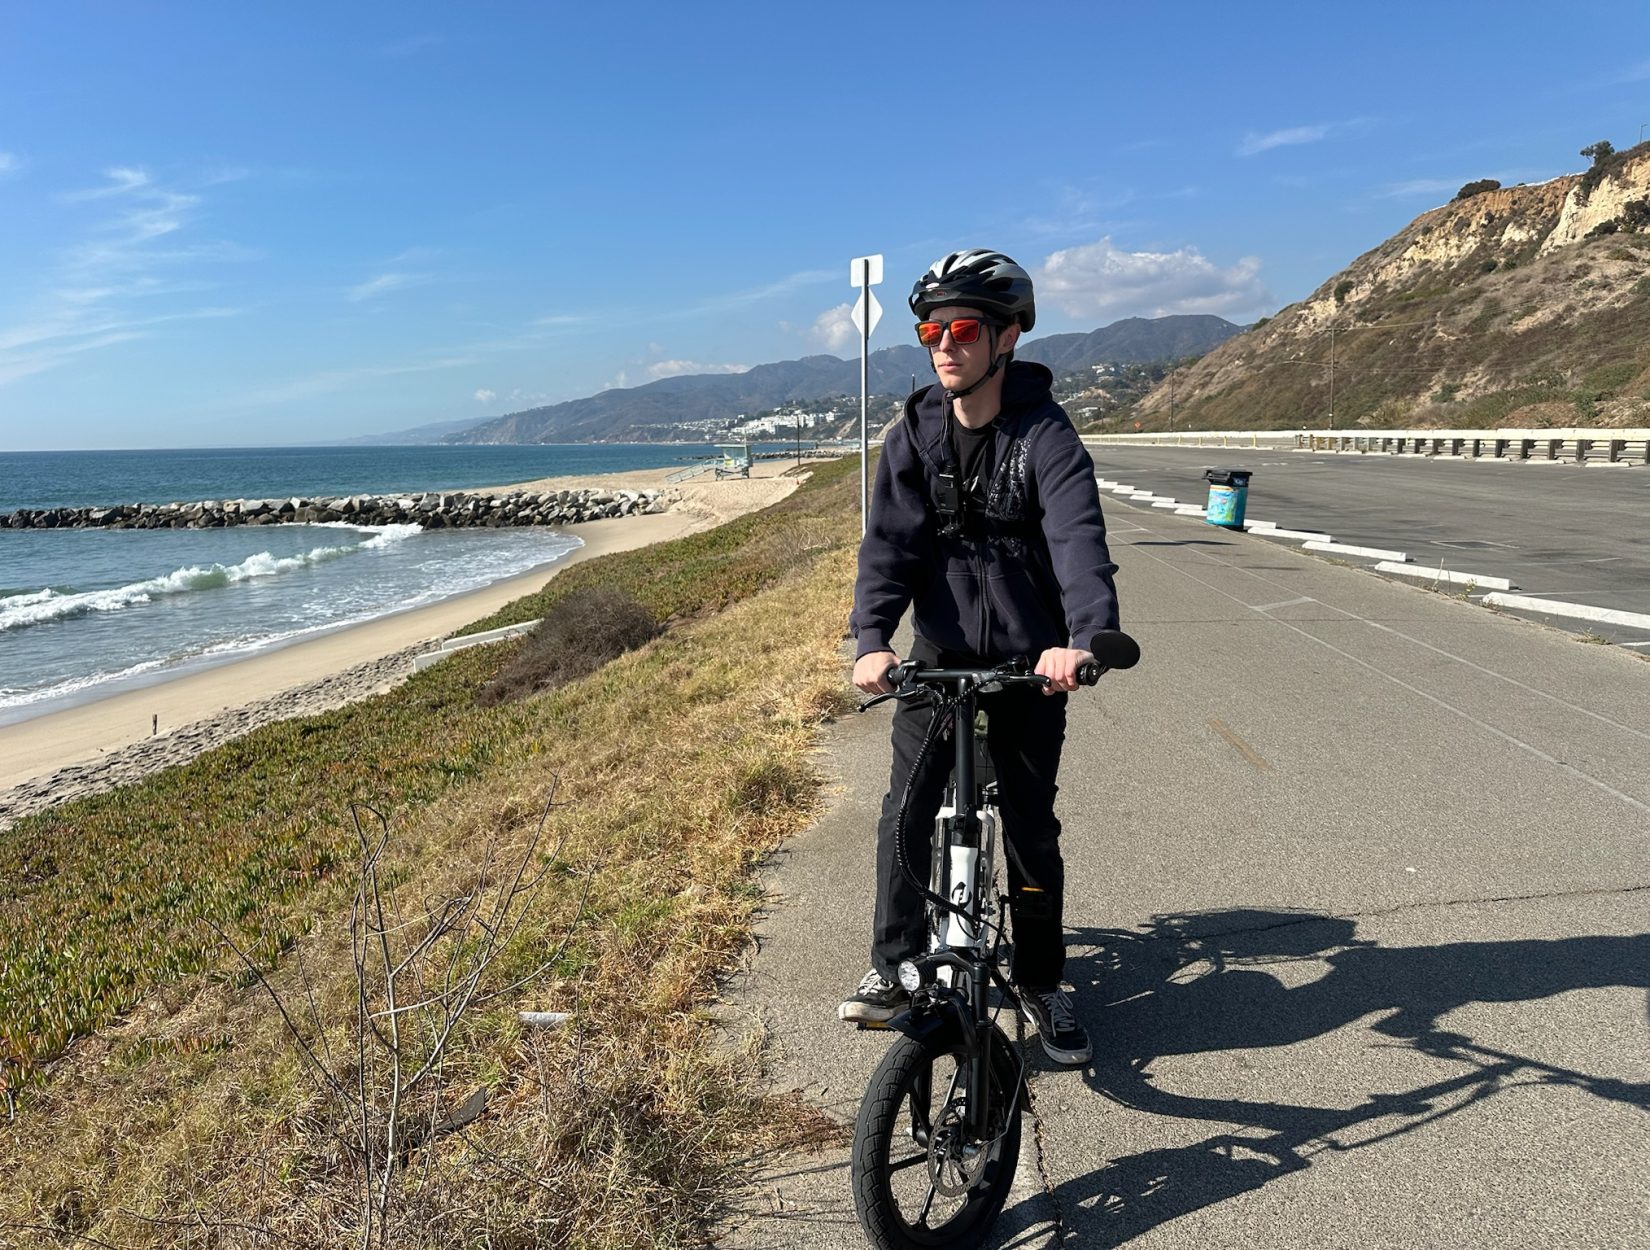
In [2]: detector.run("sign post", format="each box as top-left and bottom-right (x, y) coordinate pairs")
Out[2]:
(850, 254), (884, 536)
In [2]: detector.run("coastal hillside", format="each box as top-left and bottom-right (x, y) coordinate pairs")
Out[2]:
(1131, 140), (1650, 430)
(447, 315), (1241, 444)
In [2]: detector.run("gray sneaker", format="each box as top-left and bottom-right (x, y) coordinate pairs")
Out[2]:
(1017, 984), (1091, 1064)
(838, 969), (909, 1026)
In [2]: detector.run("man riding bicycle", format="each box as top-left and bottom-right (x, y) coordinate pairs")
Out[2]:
(842, 249), (1123, 1065)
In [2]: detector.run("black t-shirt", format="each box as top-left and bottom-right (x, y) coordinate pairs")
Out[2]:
(952, 418), (995, 499)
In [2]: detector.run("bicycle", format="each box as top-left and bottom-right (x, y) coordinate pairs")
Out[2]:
(849, 635), (1139, 1249)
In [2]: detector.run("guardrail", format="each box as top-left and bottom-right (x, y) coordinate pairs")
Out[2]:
(1084, 427), (1650, 466)
(1294, 428), (1650, 465)
(1083, 431), (1298, 450)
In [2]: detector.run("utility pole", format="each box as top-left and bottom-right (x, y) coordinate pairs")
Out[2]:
(1169, 362), (1177, 431)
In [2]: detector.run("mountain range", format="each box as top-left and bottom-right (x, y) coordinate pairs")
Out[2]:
(430, 315), (1241, 445)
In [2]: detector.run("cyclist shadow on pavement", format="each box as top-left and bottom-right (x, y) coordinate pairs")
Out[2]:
(1016, 909), (1650, 1247)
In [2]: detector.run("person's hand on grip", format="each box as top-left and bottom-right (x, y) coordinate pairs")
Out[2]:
(853, 650), (900, 694)
(1035, 646), (1095, 694)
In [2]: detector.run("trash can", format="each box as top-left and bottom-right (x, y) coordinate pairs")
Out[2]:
(1203, 467), (1252, 529)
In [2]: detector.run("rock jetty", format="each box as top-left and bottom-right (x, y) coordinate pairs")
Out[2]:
(0, 487), (673, 531)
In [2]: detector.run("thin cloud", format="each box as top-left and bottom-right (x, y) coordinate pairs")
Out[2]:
(1038, 236), (1270, 321)
(1377, 178), (1465, 199)
(0, 152), (19, 178)
(378, 33), (444, 58)
(605, 351), (750, 390)
(347, 271), (427, 302)
(1611, 57), (1650, 84)
(199, 164), (252, 186)
(64, 166), (153, 201)
(645, 359), (747, 380)
(1238, 124), (1333, 156)
(474, 388), (497, 403)
(1, 167), (245, 388)
(0, 308), (239, 386)
(229, 355), (478, 407)
(681, 267), (837, 318)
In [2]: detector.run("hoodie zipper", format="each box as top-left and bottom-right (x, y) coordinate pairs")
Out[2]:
(975, 545), (990, 656)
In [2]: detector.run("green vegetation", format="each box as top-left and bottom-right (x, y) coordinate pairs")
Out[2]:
(1578, 139), (1622, 203)
(1454, 178), (1502, 201)
(1, 457), (864, 1247)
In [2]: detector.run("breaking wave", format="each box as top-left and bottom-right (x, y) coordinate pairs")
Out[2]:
(0, 524), (422, 633)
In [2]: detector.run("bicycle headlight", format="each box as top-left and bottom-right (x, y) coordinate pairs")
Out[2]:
(896, 959), (924, 993)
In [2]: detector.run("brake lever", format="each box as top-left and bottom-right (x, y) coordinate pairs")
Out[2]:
(857, 685), (934, 713)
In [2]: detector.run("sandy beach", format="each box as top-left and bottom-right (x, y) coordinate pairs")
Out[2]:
(0, 463), (803, 814)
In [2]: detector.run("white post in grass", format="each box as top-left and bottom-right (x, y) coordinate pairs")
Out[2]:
(850, 254), (884, 536)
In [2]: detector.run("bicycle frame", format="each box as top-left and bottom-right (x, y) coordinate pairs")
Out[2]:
(852, 642), (1133, 1247)
(874, 664), (1044, 1145)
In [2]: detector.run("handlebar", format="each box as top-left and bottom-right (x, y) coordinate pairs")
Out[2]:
(879, 630), (1136, 692)
(884, 659), (1064, 690)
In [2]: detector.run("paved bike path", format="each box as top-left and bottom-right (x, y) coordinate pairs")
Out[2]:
(715, 496), (1650, 1248)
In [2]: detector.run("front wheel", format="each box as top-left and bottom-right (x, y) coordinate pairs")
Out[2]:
(851, 1025), (1023, 1249)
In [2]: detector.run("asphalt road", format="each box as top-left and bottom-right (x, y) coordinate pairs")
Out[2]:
(1088, 446), (1650, 648)
(717, 500), (1650, 1249)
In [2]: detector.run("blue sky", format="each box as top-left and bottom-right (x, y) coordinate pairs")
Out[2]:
(2, 2), (1648, 449)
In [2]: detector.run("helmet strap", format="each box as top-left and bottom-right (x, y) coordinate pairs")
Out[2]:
(942, 324), (1005, 400)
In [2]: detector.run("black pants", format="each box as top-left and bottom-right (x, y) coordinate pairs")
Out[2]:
(870, 640), (1070, 987)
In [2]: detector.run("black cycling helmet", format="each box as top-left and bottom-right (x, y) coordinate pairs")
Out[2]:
(909, 249), (1036, 332)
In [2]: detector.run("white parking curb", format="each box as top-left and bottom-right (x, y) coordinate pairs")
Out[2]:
(1254, 526), (1335, 541)
(1480, 594), (1650, 632)
(1303, 540), (1410, 562)
(1375, 562), (1516, 591)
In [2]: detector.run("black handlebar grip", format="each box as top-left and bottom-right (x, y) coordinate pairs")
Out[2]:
(1089, 630), (1141, 671)
(1075, 660), (1103, 686)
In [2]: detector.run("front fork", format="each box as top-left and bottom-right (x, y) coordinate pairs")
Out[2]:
(929, 764), (1002, 1144)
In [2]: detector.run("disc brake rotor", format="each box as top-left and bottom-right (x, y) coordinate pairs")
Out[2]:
(926, 1103), (988, 1196)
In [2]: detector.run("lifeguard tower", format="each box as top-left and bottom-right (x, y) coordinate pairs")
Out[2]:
(715, 441), (752, 479)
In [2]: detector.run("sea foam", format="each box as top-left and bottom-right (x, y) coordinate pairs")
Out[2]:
(0, 524), (422, 633)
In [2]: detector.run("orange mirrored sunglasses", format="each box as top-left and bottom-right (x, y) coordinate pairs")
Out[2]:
(915, 317), (991, 347)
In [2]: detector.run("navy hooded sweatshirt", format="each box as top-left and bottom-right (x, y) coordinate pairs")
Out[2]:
(851, 360), (1120, 662)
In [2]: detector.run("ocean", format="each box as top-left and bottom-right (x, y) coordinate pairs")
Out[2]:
(0, 444), (746, 727)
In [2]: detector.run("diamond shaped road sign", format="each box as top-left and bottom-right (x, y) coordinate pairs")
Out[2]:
(850, 287), (882, 335)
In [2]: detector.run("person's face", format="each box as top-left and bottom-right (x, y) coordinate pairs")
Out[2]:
(923, 305), (1020, 391)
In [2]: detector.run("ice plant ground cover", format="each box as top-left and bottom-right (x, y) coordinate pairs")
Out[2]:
(0, 456), (861, 1249)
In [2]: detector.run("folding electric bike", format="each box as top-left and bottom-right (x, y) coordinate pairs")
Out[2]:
(849, 636), (1137, 1249)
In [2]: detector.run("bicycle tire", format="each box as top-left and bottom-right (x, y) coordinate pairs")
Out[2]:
(851, 1025), (1022, 1249)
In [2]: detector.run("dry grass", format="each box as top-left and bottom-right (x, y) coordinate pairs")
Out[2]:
(0, 462), (864, 1248)
(477, 587), (660, 707)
